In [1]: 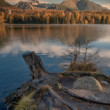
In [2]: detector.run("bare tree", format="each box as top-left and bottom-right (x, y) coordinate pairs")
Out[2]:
(63, 40), (100, 72)
(80, 40), (100, 63)
(63, 40), (82, 64)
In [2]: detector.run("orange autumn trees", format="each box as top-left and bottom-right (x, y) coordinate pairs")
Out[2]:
(0, 11), (5, 23)
(3, 9), (110, 24)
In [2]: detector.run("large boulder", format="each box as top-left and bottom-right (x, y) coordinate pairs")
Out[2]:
(73, 76), (103, 91)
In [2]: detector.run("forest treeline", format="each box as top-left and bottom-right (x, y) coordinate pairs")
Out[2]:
(1, 9), (110, 24)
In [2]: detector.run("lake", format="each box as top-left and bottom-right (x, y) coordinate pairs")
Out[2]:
(0, 24), (110, 109)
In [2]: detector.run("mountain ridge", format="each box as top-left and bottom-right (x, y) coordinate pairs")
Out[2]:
(76, 0), (108, 11)
(0, 0), (11, 7)
(62, 0), (108, 11)
(15, 0), (109, 11)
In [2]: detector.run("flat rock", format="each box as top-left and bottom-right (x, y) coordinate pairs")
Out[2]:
(63, 87), (110, 104)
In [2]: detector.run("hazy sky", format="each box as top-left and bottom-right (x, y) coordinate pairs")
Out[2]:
(6, 0), (110, 9)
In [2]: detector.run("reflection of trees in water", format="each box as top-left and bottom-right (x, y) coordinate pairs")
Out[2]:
(0, 25), (9, 48)
(0, 25), (105, 48)
(0, 25), (6, 37)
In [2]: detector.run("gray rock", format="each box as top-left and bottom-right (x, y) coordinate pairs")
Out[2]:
(101, 81), (109, 85)
(73, 76), (103, 91)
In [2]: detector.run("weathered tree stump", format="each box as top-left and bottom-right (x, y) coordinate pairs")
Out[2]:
(23, 52), (48, 80)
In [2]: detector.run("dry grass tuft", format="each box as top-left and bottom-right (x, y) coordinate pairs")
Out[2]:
(66, 62), (98, 73)
(15, 92), (36, 110)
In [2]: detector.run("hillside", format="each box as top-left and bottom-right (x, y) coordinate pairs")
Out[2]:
(61, 0), (108, 11)
(61, 0), (78, 10)
(76, 0), (108, 11)
(0, 0), (11, 7)
(15, 0), (109, 11)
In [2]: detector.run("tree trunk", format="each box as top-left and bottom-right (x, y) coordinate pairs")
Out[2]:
(23, 52), (48, 80)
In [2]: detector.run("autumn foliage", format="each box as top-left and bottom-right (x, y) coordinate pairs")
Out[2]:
(1, 8), (110, 24)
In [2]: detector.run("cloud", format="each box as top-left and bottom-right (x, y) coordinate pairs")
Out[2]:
(98, 37), (110, 43)
(101, 4), (110, 9)
(0, 40), (66, 57)
(91, 0), (110, 4)
(6, 0), (27, 4)
(90, 0), (110, 9)
(6, 0), (110, 8)
(0, 39), (110, 68)
(5, 0), (63, 4)
(0, 38), (110, 76)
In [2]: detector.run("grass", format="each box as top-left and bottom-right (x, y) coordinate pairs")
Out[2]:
(15, 92), (37, 110)
(66, 62), (99, 73)
(57, 82), (62, 90)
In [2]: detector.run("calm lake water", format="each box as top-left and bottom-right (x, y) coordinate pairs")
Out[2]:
(0, 24), (110, 109)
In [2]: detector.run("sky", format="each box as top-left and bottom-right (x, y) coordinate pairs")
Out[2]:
(5, 0), (110, 9)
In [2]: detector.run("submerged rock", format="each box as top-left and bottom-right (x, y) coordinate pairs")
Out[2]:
(73, 76), (103, 91)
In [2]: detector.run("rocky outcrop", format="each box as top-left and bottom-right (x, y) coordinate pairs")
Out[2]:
(73, 76), (103, 91)
(61, 0), (78, 10)
(16, 0), (57, 10)
(5, 52), (110, 110)
(16, 1), (35, 9)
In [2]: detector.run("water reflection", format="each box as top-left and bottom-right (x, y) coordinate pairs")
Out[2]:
(0, 24), (109, 55)
(0, 24), (110, 110)
(0, 24), (110, 65)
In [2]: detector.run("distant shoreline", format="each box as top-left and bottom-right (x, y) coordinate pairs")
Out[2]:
(2, 23), (110, 25)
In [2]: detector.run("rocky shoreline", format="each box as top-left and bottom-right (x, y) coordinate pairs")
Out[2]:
(5, 52), (110, 110)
